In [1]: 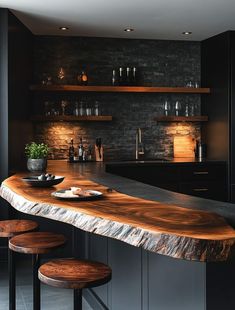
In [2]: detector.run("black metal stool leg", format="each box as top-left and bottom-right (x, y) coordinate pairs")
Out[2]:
(74, 289), (82, 310)
(32, 254), (40, 310)
(8, 241), (16, 310)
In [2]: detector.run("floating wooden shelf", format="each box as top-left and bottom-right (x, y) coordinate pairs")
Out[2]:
(154, 116), (208, 122)
(29, 85), (210, 94)
(30, 115), (113, 122)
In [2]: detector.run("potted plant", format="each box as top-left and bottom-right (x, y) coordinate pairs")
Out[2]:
(25, 142), (49, 172)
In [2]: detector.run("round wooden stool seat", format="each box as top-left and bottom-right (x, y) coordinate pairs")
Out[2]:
(38, 258), (112, 289)
(9, 231), (66, 254)
(0, 219), (38, 238)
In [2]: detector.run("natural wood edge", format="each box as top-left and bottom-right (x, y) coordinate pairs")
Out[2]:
(154, 116), (209, 122)
(1, 181), (235, 262)
(30, 115), (113, 122)
(29, 85), (210, 94)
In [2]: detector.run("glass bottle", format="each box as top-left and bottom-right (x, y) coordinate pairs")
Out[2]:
(132, 67), (137, 85)
(94, 101), (99, 116)
(111, 69), (117, 86)
(126, 67), (130, 86)
(185, 103), (189, 117)
(190, 103), (195, 116)
(85, 103), (92, 116)
(78, 137), (84, 161)
(87, 145), (92, 161)
(57, 67), (65, 84)
(68, 139), (75, 162)
(175, 101), (181, 116)
(73, 101), (79, 116)
(118, 67), (124, 86)
(79, 101), (85, 116)
(78, 71), (88, 85)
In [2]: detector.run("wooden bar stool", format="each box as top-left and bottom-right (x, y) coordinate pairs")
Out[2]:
(38, 258), (112, 310)
(0, 219), (39, 310)
(9, 231), (66, 310)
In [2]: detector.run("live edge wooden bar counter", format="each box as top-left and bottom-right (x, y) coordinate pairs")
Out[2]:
(1, 160), (235, 310)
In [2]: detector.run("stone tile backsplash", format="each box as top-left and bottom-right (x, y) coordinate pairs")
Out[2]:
(33, 36), (201, 160)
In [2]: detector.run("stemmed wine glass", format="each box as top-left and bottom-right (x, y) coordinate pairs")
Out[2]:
(175, 101), (181, 116)
(164, 100), (171, 116)
(61, 100), (68, 116)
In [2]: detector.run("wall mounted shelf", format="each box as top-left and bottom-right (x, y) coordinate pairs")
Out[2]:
(30, 115), (113, 122)
(154, 116), (208, 122)
(29, 85), (210, 94)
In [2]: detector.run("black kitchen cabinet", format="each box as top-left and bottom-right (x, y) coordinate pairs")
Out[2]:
(179, 163), (227, 200)
(106, 161), (227, 201)
(201, 30), (235, 202)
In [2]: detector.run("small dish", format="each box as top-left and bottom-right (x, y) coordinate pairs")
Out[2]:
(22, 176), (64, 187)
(51, 187), (103, 200)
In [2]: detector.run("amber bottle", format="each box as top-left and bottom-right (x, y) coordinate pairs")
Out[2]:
(78, 71), (88, 85)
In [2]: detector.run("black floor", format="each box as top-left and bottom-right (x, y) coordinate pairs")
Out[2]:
(0, 260), (92, 310)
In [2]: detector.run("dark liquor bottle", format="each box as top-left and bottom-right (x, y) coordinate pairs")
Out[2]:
(111, 69), (117, 86)
(78, 137), (84, 161)
(118, 67), (124, 86)
(126, 67), (131, 86)
(132, 67), (137, 85)
(78, 71), (88, 85)
(68, 138), (75, 162)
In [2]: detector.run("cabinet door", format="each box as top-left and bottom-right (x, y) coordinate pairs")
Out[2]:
(179, 181), (227, 201)
(148, 252), (205, 310)
(108, 238), (142, 310)
(106, 164), (179, 188)
(180, 164), (226, 182)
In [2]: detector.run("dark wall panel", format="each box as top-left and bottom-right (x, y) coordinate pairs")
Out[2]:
(8, 11), (33, 172)
(201, 32), (230, 162)
(0, 9), (10, 221)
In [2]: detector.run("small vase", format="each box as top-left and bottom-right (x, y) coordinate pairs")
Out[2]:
(27, 158), (47, 172)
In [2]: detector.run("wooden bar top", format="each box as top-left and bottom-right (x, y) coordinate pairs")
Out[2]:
(1, 161), (235, 262)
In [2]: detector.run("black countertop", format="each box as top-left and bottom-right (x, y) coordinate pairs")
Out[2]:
(60, 160), (235, 227)
(106, 157), (226, 166)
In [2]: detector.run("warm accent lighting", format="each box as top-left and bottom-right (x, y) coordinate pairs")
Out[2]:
(124, 28), (134, 32)
(182, 31), (192, 35)
(59, 27), (69, 31)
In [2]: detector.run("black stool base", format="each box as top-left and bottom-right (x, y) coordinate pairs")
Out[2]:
(32, 254), (41, 310)
(9, 244), (16, 310)
(74, 289), (82, 310)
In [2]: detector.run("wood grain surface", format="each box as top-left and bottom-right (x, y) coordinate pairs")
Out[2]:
(38, 258), (111, 289)
(1, 163), (235, 261)
(9, 231), (66, 254)
(0, 219), (38, 238)
(29, 85), (210, 94)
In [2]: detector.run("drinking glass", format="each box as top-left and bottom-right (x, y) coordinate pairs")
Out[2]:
(185, 103), (189, 117)
(79, 101), (85, 116)
(175, 101), (181, 116)
(85, 103), (92, 116)
(61, 100), (68, 115)
(94, 101), (99, 116)
(164, 100), (171, 116)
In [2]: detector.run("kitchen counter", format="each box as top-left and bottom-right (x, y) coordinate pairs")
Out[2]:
(107, 157), (225, 164)
(0, 160), (234, 262)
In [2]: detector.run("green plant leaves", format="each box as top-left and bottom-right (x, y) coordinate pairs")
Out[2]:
(25, 142), (49, 159)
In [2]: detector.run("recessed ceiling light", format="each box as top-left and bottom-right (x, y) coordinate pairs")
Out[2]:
(59, 27), (69, 31)
(124, 28), (134, 32)
(182, 31), (192, 35)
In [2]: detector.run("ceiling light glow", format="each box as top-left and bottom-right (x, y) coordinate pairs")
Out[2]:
(59, 27), (69, 31)
(124, 28), (134, 32)
(182, 31), (192, 35)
